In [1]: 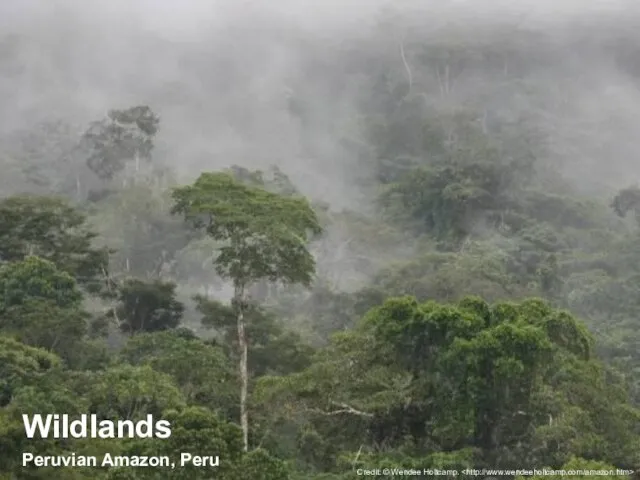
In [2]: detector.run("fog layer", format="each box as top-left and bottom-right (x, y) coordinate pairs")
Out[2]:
(3, 1), (640, 209)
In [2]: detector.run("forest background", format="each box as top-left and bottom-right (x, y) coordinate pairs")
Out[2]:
(2, 1), (640, 478)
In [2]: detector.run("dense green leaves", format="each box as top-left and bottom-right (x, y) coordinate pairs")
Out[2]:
(172, 170), (322, 451)
(0, 195), (111, 294)
(106, 407), (290, 480)
(110, 279), (184, 335)
(0, 257), (89, 356)
(120, 331), (236, 412)
(256, 297), (639, 473)
(87, 364), (186, 419)
(171, 171), (322, 287)
(87, 183), (189, 279)
(0, 256), (82, 309)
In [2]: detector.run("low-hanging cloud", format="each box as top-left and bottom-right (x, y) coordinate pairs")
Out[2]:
(3, 0), (640, 207)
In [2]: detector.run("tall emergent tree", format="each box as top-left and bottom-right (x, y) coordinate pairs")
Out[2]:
(171, 171), (321, 451)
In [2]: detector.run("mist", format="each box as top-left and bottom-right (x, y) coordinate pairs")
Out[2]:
(4, 0), (640, 294)
(1, 0), (639, 204)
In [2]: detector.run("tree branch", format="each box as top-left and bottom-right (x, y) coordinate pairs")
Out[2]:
(352, 444), (364, 468)
(399, 36), (412, 93)
(308, 401), (374, 418)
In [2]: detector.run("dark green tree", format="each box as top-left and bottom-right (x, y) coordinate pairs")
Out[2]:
(109, 279), (184, 335)
(0, 195), (112, 296)
(171, 171), (322, 451)
(83, 105), (159, 181)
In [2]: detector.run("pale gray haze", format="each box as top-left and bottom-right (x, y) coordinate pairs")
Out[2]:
(3, 0), (640, 202)
(3, 0), (640, 295)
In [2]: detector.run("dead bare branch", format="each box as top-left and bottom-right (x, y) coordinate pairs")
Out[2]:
(307, 401), (374, 418)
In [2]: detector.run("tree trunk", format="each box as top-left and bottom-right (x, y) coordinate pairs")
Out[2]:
(235, 283), (249, 452)
(76, 174), (82, 200)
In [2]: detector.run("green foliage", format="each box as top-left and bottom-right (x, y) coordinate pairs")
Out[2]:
(172, 170), (323, 451)
(229, 165), (301, 197)
(0, 255), (82, 309)
(87, 183), (190, 278)
(611, 185), (640, 222)
(120, 331), (236, 413)
(86, 364), (186, 419)
(171, 171), (322, 288)
(257, 297), (639, 473)
(83, 106), (159, 180)
(0, 195), (111, 294)
(0, 256), (89, 355)
(0, 335), (60, 406)
(110, 279), (184, 335)
(195, 296), (314, 377)
(105, 407), (290, 479)
(0, 337), (87, 478)
(366, 243), (524, 304)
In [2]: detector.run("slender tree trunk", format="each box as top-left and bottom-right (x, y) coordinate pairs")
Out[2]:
(445, 63), (450, 95)
(76, 174), (82, 200)
(235, 283), (249, 452)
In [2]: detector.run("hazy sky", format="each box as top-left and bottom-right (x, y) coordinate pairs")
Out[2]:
(3, 0), (640, 206)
